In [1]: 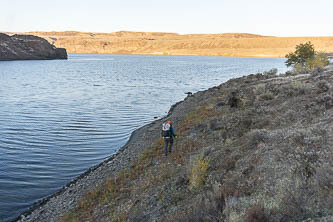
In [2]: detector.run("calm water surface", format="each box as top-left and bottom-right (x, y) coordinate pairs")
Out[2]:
(0, 54), (288, 221)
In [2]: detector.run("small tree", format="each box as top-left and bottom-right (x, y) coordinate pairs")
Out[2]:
(285, 42), (315, 67)
(285, 42), (330, 71)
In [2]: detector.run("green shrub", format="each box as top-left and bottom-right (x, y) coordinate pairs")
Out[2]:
(260, 91), (274, 101)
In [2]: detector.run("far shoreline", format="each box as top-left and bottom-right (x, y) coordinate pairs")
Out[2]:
(9, 31), (333, 59)
(66, 52), (286, 59)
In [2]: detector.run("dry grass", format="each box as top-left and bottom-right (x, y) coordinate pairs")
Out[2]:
(188, 156), (210, 190)
(60, 139), (164, 222)
(60, 130), (203, 221)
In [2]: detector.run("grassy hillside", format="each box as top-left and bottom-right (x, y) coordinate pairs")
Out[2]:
(58, 67), (333, 222)
(10, 31), (333, 57)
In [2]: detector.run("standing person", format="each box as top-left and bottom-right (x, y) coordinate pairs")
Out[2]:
(161, 120), (177, 156)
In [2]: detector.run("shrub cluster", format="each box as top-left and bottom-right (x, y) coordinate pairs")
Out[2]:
(285, 42), (329, 72)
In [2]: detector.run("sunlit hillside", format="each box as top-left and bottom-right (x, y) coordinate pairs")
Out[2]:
(11, 31), (333, 57)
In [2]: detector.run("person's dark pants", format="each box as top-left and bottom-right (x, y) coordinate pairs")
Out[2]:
(164, 137), (173, 156)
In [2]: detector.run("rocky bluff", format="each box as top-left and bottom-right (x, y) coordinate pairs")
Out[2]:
(0, 33), (67, 61)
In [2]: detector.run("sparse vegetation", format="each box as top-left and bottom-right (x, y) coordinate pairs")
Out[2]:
(56, 66), (333, 222)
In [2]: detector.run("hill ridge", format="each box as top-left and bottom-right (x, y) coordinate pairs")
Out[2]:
(8, 31), (333, 57)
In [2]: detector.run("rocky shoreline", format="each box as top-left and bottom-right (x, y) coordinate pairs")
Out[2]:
(0, 33), (67, 61)
(15, 66), (333, 222)
(15, 120), (164, 221)
(15, 86), (204, 222)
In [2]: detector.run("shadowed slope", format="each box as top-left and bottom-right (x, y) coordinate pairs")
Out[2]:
(0, 33), (67, 61)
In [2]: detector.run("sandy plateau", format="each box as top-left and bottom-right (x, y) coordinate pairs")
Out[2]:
(9, 31), (333, 57)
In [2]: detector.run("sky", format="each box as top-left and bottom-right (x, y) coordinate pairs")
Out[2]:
(1, 0), (332, 37)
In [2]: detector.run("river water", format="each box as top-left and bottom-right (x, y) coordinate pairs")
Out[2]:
(0, 54), (288, 221)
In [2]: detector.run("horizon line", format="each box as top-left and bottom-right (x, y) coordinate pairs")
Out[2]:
(2, 30), (333, 38)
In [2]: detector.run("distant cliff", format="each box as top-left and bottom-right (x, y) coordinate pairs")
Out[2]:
(19, 31), (333, 57)
(0, 33), (67, 61)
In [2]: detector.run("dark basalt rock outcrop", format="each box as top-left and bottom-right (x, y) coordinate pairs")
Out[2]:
(0, 33), (67, 61)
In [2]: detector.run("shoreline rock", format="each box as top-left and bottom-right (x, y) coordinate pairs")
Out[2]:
(0, 33), (67, 61)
